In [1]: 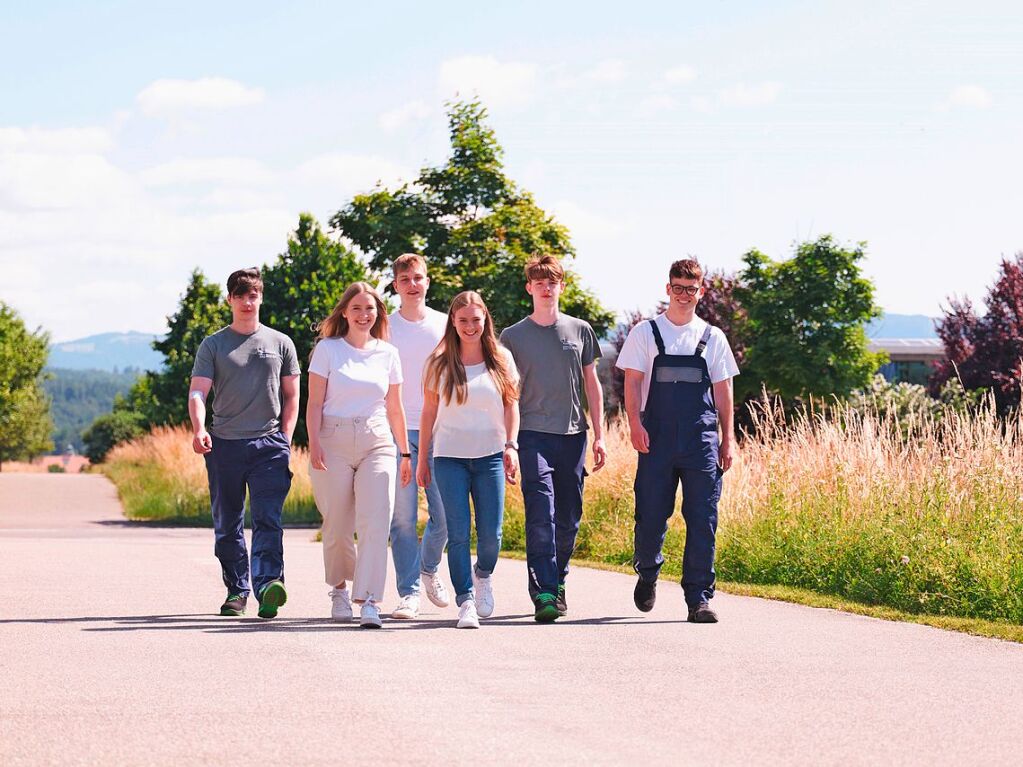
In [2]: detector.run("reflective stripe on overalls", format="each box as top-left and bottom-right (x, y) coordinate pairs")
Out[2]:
(632, 319), (722, 607)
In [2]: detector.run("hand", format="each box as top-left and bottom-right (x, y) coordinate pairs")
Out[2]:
(629, 420), (650, 454)
(309, 442), (327, 471)
(719, 438), (736, 472)
(192, 429), (213, 455)
(591, 437), (607, 472)
(416, 459), (431, 488)
(399, 456), (413, 487)
(503, 448), (519, 485)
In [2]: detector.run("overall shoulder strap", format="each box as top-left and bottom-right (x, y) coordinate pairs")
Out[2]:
(647, 318), (666, 356)
(695, 324), (714, 357)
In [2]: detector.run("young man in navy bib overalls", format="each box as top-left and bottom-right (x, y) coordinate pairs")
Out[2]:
(615, 259), (739, 622)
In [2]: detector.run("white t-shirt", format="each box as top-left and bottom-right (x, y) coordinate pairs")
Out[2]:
(615, 314), (739, 412)
(432, 349), (519, 459)
(389, 307), (447, 430)
(309, 337), (403, 419)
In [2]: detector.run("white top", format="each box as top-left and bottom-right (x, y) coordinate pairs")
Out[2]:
(309, 337), (403, 419)
(389, 307), (448, 430)
(615, 314), (739, 411)
(432, 349), (519, 459)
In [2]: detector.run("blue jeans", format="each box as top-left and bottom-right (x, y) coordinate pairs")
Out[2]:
(390, 430), (448, 597)
(204, 431), (291, 599)
(519, 430), (587, 597)
(434, 453), (505, 606)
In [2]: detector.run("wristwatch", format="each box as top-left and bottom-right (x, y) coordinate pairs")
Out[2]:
(400, 452), (411, 458)
(504, 440), (519, 451)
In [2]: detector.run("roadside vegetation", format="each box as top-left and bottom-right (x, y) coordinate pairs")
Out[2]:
(103, 395), (1023, 629)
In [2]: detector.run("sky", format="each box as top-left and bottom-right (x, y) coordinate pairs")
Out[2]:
(2, 1), (1021, 341)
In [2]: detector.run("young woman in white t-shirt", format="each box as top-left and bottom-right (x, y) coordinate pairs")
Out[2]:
(306, 282), (412, 629)
(417, 291), (520, 629)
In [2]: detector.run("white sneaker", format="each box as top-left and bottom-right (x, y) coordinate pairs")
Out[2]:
(456, 599), (480, 629)
(472, 569), (494, 618)
(421, 570), (451, 608)
(391, 594), (420, 620)
(329, 587), (353, 621)
(360, 602), (382, 629)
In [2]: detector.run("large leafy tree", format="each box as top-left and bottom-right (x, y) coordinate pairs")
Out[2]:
(737, 236), (884, 402)
(0, 303), (53, 469)
(261, 213), (368, 444)
(330, 100), (614, 335)
(930, 253), (1023, 415)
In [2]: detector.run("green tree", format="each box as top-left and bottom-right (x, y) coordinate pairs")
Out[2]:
(737, 235), (884, 402)
(0, 303), (54, 469)
(82, 409), (145, 463)
(123, 270), (230, 427)
(330, 100), (614, 334)
(262, 213), (368, 445)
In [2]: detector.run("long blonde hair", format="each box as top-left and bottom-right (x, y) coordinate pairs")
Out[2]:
(315, 282), (390, 343)
(423, 291), (518, 406)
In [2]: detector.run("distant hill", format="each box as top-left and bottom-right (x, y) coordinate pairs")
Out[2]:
(866, 314), (938, 339)
(49, 332), (163, 372)
(43, 368), (141, 453)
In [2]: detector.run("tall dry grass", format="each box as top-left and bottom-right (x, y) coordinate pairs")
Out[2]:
(102, 402), (1023, 622)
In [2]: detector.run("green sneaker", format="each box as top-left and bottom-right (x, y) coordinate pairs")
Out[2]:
(258, 580), (288, 619)
(534, 592), (560, 623)
(219, 594), (248, 616)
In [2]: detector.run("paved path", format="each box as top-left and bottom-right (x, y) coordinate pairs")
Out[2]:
(2, 473), (1022, 766)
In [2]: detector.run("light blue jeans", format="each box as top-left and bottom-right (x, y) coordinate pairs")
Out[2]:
(390, 430), (448, 597)
(434, 452), (505, 606)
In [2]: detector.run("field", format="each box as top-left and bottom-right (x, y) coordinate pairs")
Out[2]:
(102, 402), (1023, 626)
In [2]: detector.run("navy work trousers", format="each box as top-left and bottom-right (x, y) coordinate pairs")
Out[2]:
(204, 431), (292, 598)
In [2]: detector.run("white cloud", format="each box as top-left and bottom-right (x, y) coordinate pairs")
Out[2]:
(0, 126), (114, 154)
(140, 157), (273, 187)
(295, 153), (410, 194)
(662, 65), (697, 85)
(638, 94), (677, 117)
(944, 84), (992, 110)
(552, 200), (626, 240)
(438, 55), (537, 108)
(692, 81), (782, 112)
(136, 77), (265, 116)
(379, 100), (431, 133)
(582, 59), (627, 84)
(0, 152), (134, 210)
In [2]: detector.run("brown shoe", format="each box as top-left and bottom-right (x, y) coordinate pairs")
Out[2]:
(687, 602), (718, 623)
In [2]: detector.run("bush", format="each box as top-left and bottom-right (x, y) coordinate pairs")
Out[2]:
(47, 464), (65, 473)
(82, 410), (146, 463)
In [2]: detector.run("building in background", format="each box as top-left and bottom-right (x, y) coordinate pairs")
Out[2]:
(868, 339), (945, 385)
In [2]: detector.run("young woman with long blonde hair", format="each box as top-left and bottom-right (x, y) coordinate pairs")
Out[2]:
(417, 291), (519, 629)
(306, 282), (412, 628)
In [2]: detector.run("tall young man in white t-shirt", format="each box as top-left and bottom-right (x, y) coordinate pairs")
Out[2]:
(387, 254), (451, 619)
(615, 259), (739, 623)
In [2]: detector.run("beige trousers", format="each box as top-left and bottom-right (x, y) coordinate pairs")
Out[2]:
(309, 415), (396, 604)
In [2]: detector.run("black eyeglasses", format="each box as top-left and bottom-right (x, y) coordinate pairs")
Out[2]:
(669, 285), (700, 296)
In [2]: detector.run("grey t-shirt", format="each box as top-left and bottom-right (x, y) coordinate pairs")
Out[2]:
(191, 325), (301, 440)
(500, 314), (599, 435)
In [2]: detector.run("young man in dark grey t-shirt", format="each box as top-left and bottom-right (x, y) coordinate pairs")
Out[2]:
(189, 268), (301, 619)
(500, 255), (606, 622)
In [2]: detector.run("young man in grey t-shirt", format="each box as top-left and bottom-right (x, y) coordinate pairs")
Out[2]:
(188, 268), (301, 619)
(500, 255), (606, 622)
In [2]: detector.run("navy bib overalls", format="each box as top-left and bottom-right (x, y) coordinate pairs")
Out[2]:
(633, 320), (722, 608)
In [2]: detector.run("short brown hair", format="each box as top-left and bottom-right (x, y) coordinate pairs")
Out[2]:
(524, 254), (564, 283)
(392, 253), (428, 277)
(227, 267), (263, 297)
(669, 259), (704, 283)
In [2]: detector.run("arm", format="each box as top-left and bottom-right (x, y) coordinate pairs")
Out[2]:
(503, 398), (520, 485)
(188, 377), (214, 454)
(306, 373), (328, 471)
(386, 383), (412, 487)
(623, 369), (649, 454)
(416, 390), (440, 488)
(712, 377), (736, 471)
(280, 374), (300, 443)
(582, 362), (606, 471)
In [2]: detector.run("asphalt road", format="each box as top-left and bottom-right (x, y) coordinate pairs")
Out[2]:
(2, 473), (1022, 766)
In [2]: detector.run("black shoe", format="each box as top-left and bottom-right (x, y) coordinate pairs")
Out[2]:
(556, 584), (567, 617)
(634, 578), (657, 612)
(534, 592), (560, 623)
(687, 602), (718, 623)
(219, 594), (247, 616)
